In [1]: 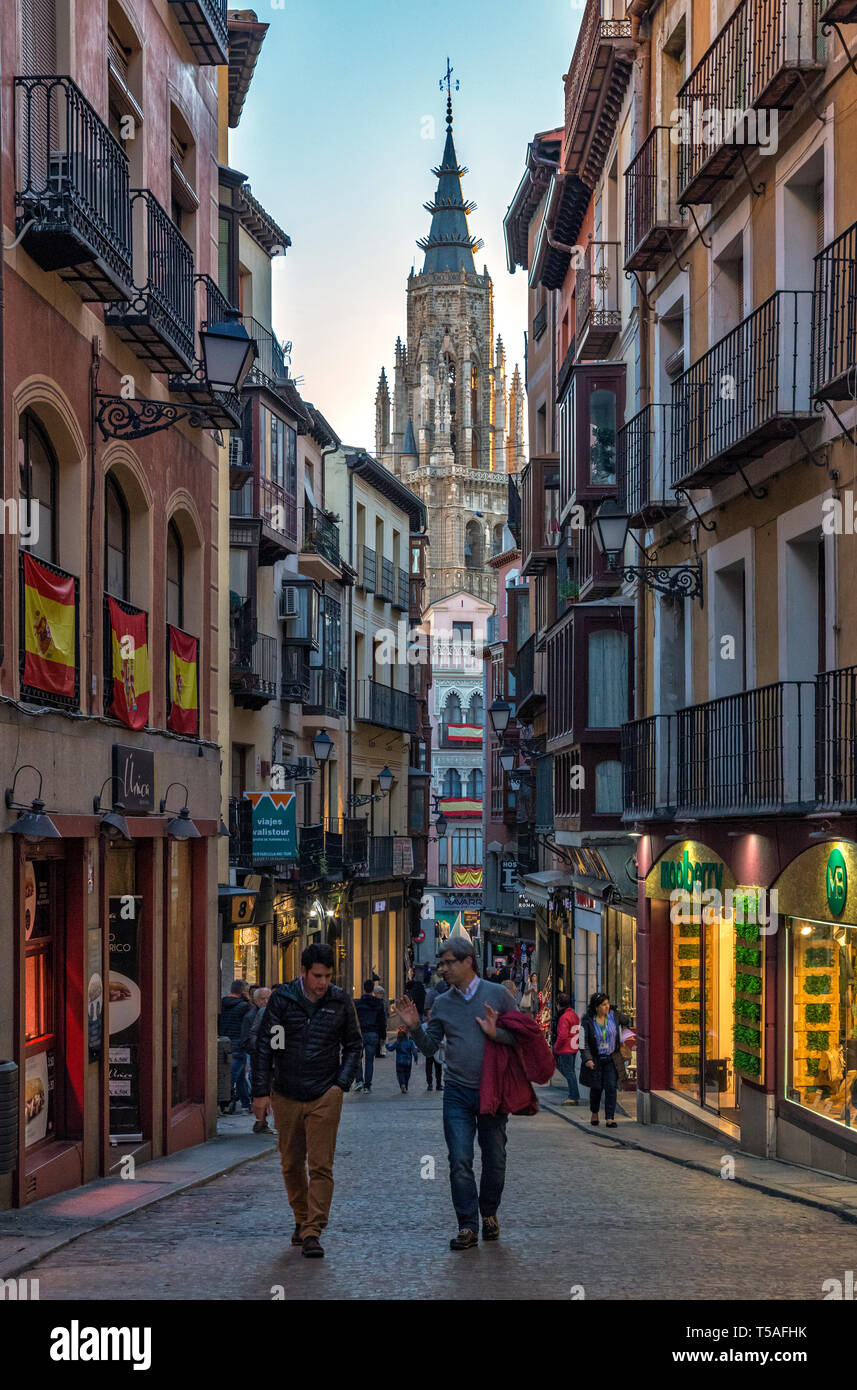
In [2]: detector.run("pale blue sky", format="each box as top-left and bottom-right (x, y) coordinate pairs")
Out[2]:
(229, 0), (583, 448)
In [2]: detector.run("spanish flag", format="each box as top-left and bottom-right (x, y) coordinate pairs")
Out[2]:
(107, 596), (150, 730)
(447, 724), (483, 743)
(23, 553), (77, 699)
(454, 867), (483, 888)
(440, 796), (483, 817)
(168, 625), (198, 736)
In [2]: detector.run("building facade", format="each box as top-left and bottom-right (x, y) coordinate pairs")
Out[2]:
(374, 94), (525, 609)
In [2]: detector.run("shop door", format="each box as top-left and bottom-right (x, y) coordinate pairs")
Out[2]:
(701, 914), (737, 1117)
(23, 856), (65, 1155)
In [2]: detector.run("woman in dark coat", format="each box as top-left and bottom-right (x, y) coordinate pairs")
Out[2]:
(579, 992), (629, 1128)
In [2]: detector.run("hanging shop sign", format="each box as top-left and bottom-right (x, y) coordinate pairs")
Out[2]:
(501, 859), (518, 893)
(108, 895), (143, 1140)
(442, 892), (482, 908)
(112, 744), (155, 814)
(774, 840), (857, 925)
(646, 842), (736, 900)
(244, 791), (297, 861)
(393, 837), (414, 876)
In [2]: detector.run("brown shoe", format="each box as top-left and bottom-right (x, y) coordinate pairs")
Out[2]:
(449, 1229), (479, 1251)
(291, 1223), (304, 1246)
(481, 1216), (500, 1241)
(302, 1235), (324, 1258)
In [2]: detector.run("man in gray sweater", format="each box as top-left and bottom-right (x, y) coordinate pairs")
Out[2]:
(395, 936), (516, 1250)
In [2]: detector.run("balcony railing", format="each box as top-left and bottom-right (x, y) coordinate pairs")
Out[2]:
(395, 567), (410, 612)
(816, 665), (857, 808)
(168, 274), (243, 428)
(671, 291), (815, 487)
(229, 608), (278, 707)
(379, 557), (395, 602)
(15, 75), (133, 301)
(621, 715), (674, 819)
(617, 404), (681, 526)
(19, 553), (80, 710)
(281, 644), (311, 703)
(676, 0), (824, 204)
(515, 634), (537, 712)
(431, 638), (483, 673)
(304, 667), (347, 718)
(575, 240), (621, 359)
(302, 508), (340, 567)
(359, 545), (376, 592)
(168, 0), (229, 65)
(228, 796), (253, 868)
(106, 190), (195, 372)
(243, 314), (287, 390)
(356, 679), (418, 733)
(369, 836), (394, 879)
(812, 218), (857, 403)
(624, 126), (684, 272)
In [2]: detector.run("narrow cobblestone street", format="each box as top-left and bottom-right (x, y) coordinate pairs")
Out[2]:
(21, 1060), (857, 1301)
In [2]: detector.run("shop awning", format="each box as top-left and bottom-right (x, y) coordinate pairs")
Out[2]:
(518, 870), (571, 908)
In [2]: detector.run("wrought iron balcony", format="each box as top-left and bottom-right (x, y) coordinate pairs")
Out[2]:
(574, 241), (621, 360)
(819, 0), (857, 17)
(169, 275), (243, 428)
(624, 126), (685, 273)
(301, 507), (340, 568)
(676, 0), (824, 205)
(812, 218), (857, 403)
(816, 665), (857, 809)
(15, 76), (132, 301)
(562, 0), (636, 190)
(230, 469), (297, 565)
(303, 667), (347, 718)
(356, 679), (418, 733)
(229, 433), (252, 490)
(19, 553), (80, 711)
(229, 606), (278, 708)
(281, 644), (311, 704)
(359, 545), (376, 592)
(617, 404), (682, 526)
(395, 567), (410, 612)
(105, 190), (195, 373)
(168, 0), (229, 65)
(243, 315), (287, 390)
(379, 557), (396, 602)
(621, 714), (674, 820)
(671, 291), (815, 487)
(228, 796), (253, 869)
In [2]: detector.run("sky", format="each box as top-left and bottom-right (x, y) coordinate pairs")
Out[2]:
(229, 0), (583, 449)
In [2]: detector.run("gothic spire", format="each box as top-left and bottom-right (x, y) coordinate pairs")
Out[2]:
(417, 93), (483, 275)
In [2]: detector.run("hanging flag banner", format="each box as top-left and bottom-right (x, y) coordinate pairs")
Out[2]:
(440, 797), (483, 817)
(107, 596), (150, 730)
(454, 866), (483, 888)
(447, 724), (483, 743)
(167, 625), (199, 736)
(244, 791), (297, 861)
(22, 553), (77, 699)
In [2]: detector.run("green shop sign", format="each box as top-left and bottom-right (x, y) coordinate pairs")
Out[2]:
(826, 847), (848, 917)
(660, 848), (724, 893)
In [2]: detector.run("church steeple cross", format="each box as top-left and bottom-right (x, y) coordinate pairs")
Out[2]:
(439, 57), (459, 126)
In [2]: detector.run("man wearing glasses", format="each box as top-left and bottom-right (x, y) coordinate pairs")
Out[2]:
(396, 937), (516, 1250)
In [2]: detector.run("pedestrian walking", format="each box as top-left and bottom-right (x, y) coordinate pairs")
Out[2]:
(404, 968), (427, 1018)
(373, 984), (387, 1057)
(579, 992), (628, 1128)
(252, 944), (362, 1259)
(502, 978), (518, 1003)
(395, 937), (516, 1251)
(218, 979), (253, 1114)
(553, 992), (581, 1106)
(386, 1029), (420, 1092)
(243, 987), (272, 1130)
(354, 979), (387, 1092)
(424, 1011), (444, 1091)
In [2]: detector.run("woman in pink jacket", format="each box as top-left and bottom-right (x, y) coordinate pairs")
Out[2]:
(553, 993), (581, 1106)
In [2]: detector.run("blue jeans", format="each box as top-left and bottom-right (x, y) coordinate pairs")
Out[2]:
(442, 1077), (508, 1233)
(396, 1063), (412, 1090)
(555, 1051), (580, 1101)
(230, 1049), (251, 1109)
(586, 1057), (618, 1120)
(356, 1033), (379, 1088)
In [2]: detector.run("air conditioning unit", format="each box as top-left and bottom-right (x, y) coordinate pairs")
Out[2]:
(295, 756), (316, 782)
(279, 585), (299, 620)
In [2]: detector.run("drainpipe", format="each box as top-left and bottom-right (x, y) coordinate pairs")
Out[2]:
(346, 459), (355, 810)
(0, 80), (5, 671)
(635, 26), (651, 724)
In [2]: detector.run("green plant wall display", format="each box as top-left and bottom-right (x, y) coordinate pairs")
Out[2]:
(678, 1031), (699, 1046)
(679, 1010), (700, 1025)
(679, 965), (700, 981)
(677, 945), (700, 960)
(803, 975), (832, 996)
(805, 1003), (831, 1024)
(806, 1057), (820, 1077)
(806, 1032), (830, 1052)
(678, 988), (701, 1003)
(734, 1049), (761, 1077)
(804, 948), (833, 969)
(734, 997), (762, 1022)
(678, 925), (700, 938)
(735, 945), (762, 967)
(733, 1023), (761, 1049)
(735, 973), (762, 995)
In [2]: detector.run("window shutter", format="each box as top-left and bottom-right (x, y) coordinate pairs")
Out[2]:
(815, 179), (825, 252)
(20, 0), (57, 74)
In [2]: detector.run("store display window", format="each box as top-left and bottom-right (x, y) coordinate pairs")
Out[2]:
(787, 917), (857, 1127)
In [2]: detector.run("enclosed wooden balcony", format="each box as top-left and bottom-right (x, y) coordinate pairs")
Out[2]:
(105, 191), (195, 373)
(671, 291), (815, 487)
(617, 404), (682, 527)
(15, 76), (132, 302)
(562, 0), (636, 190)
(676, 0), (824, 205)
(520, 455), (561, 575)
(624, 126), (685, 273)
(812, 219), (857, 402)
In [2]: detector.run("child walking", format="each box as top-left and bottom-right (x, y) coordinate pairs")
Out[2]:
(387, 1029), (420, 1093)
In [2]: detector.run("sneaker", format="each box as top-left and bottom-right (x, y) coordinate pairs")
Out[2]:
(481, 1216), (500, 1242)
(354, 1083), (364, 1092)
(302, 1235), (324, 1259)
(252, 1119), (272, 1133)
(291, 1224), (304, 1247)
(426, 1085), (433, 1091)
(561, 1099), (579, 1107)
(449, 1229), (479, 1251)
(363, 1086), (371, 1093)
(400, 1084), (408, 1094)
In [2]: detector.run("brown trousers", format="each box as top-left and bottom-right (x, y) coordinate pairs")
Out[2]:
(271, 1086), (344, 1238)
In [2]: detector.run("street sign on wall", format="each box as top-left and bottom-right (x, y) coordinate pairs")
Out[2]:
(243, 792), (297, 861)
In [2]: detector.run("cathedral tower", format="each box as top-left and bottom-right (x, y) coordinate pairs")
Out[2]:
(375, 90), (525, 607)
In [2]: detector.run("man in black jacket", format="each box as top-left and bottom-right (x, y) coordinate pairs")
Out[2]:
(219, 980), (252, 1113)
(353, 979), (388, 1092)
(252, 943), (361, 1258)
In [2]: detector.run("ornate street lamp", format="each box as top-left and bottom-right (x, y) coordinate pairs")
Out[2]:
(200, 318), (257, 394)
(488, 697), (512, 738)
(592, 498), (703, 605)
(160, 782), (201, 839)
(4, 765), (61, 843)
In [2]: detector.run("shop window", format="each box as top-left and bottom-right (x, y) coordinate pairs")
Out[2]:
(168, 840), (193, 1107)
(105, 474), (129, 600)
(788, 918), (857, 1130)
(671, 908), (736, 1117)
(442, 768), (462, 799)
(19, 410), (57, 563)
(22, 856), (64, 1150)
(166, 520), (184, 629)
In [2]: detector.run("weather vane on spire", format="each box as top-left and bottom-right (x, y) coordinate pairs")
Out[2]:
(439, 57), (459, 98)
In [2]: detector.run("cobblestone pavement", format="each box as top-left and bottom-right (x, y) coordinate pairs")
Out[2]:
(24, 1057), (857, 1300)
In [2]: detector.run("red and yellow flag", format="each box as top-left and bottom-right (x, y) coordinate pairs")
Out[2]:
(22, 553), (76, 699)
(168, 625), (198, 736)
(454, 867), (483, 888)
(439, 796), (483, 817)
(107, 596), (150, 730)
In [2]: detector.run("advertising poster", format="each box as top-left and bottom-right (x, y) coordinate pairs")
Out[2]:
(244, 791), (297, 861)
(108, 895), (143, 1141)
(88, 926), (104, 1063)
(25, 1050), (53, 1148)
